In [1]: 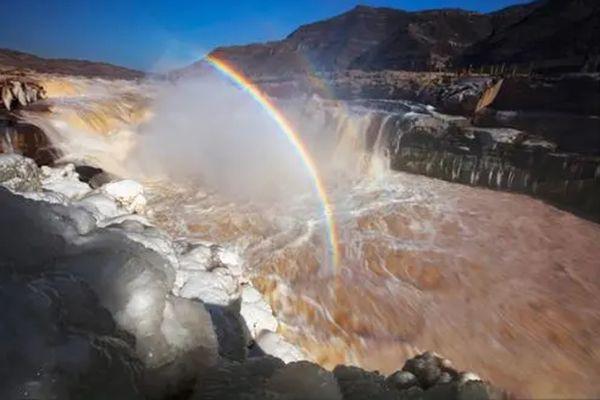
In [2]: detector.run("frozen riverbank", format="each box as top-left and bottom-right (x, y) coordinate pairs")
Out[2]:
(0, 153), (502, 399)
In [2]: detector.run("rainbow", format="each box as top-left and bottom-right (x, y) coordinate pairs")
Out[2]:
(205, 55), (341, 270)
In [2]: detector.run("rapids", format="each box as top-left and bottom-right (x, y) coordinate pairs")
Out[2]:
(20, 76), (600, 398)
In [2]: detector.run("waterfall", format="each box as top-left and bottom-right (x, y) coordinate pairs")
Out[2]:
(2, 127), (14, 153)
(368, 114), (392, 179)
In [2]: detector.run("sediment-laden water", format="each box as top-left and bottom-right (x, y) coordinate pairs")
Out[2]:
(19, 75), (600, 398)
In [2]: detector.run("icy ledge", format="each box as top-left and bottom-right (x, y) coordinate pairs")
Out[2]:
(0, 154), (505, 400)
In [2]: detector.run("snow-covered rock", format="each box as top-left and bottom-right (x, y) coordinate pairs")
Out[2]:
(177, 268), (239, 306)
(0, 186), (218, 397)
(101, 179), (147, 213)
(76, 192), (125, 221)
(216, 248), (243, 277)
(179, 244), (213, 270)
(40, 163), (91, 199)
(0, 153), (41, 192)
(240, 285), (278, 338)
(110, 222), (180, 268)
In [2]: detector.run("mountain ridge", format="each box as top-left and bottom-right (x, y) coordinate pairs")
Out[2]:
(0, 48), (145, 79)
(199, 0), (598, 76)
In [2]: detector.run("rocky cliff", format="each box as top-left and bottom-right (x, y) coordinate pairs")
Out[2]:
(461, 0), (600, 72)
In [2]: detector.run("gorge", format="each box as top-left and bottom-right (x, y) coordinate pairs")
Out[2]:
(1, 0), (600, 399)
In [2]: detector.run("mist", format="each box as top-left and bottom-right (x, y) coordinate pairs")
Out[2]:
(135, 72), (314, 203)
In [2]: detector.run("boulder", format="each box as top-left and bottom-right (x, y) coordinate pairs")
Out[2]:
(402, 352), (443, 389)
(0, 153), (41, 191)
(266, 361), (342, 400)
(386, 370), (419, 391)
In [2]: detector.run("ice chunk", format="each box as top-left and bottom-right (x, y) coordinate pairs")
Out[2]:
(177, 269), (239, 306)
(76, 192), (124, 221)
(101, 179), (147, 213)
(41, 163), (91, 199)
(255, 330), (307, 364)
(240, 285), (278, 338)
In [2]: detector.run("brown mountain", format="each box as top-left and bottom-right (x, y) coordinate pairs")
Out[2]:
(0, 48), (145, 79)
(208, 6), (412, 77)
(202, 0), (597, 76)
(352, 3), (540, 71)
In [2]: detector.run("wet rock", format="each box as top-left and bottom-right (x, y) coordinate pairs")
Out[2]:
(386, 370), (419, 391)
(473, 108), (600, 155)
(438, 372), (454, 384)
(457, 381), (492, 400)
(89, 171), (119, 188)
(191, 357), (285, 400)
(385, 108), (600, 221)
(74, 164), (105, 184)
(0, 78), (45, 110)
(402, 352), (443, 389)
(400, 386), (426, 400)
(1, 118), (58, 165)
(334, 365), (393, 400)
(266, 361), (343, 400)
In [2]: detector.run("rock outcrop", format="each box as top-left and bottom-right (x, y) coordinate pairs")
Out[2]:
(386, 111), (600, 220)
(1, 77), (45, 110)
(460, 0), (600, 73)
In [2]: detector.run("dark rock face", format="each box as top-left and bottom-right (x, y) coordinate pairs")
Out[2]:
(461, 0), (600, 73)
(473, 108), (600, 155)
(351, 10), (492, 71)
(487, 74), (600, 116)
(382, 110), (600, 221)
(1, 117), (58, 165)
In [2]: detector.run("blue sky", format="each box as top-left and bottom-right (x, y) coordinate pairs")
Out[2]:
(1, 0), (530, 71)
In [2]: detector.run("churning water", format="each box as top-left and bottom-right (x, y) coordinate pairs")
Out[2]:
(23, 75), (600, 398)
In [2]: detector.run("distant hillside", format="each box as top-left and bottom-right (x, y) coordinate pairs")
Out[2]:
(192, 0), (598, 76)
(0, 48), (145, 80)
